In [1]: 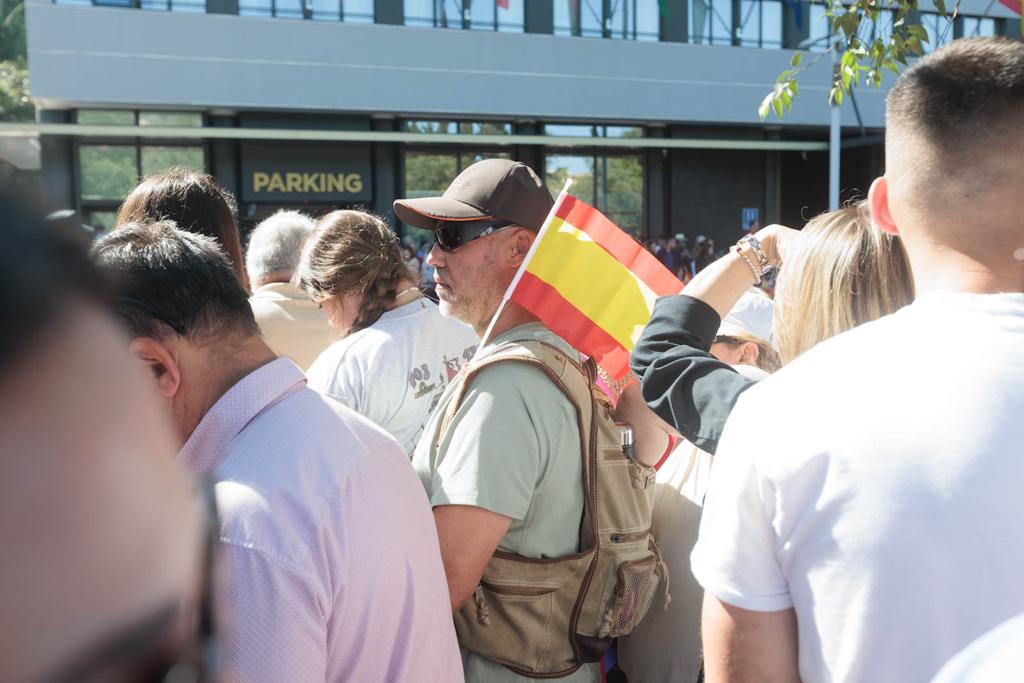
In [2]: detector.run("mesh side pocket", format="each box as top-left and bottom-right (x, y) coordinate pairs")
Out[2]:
(597, 555), (659, 638)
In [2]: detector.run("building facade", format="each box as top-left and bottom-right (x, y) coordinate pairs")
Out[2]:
(23, 0), (1021, 246)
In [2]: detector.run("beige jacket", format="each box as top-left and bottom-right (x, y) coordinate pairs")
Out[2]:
(249, 282), (336, 371)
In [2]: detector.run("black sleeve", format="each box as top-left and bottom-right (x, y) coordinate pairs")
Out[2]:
(630, 294), (758, 455)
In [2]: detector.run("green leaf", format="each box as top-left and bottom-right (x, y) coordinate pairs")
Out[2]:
(933, 0), (945, 15)
(790, 51), (803, 67)
(772, 95), (784, 119)
(779, 87), (792, 109)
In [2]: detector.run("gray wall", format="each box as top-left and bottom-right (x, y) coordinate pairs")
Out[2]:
(27, 1), (888, 128)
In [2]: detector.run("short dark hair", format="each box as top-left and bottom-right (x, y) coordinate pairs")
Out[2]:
(887, 37), (1024, 153)
(0, 190), (105, 374)
(92, 221), (258, 342)
(115, 168), (249, 288)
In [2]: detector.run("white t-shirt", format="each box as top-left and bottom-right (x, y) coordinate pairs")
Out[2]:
(932, 612), (1024, 682)
(691, 292), (1024, 683)
(307, 297), (479, 455)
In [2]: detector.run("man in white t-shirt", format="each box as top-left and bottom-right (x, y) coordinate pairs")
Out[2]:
(692, 37), (1024, 683)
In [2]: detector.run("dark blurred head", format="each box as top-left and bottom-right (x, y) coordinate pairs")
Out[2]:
(0, 191), (203, 682)
(116, 168), (249, 291)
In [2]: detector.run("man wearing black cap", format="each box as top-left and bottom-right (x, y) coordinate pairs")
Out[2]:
(399, 159), (598, 682)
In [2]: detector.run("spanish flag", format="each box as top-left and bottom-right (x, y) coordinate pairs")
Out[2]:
(507, 194), (683, 380)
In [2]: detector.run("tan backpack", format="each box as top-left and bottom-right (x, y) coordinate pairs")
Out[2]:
(439, 339), (670, 677)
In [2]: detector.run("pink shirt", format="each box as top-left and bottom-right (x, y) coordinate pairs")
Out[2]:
(180, 358), (463, 682)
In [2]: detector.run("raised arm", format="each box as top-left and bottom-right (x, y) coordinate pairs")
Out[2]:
(631, 226), (796, 454)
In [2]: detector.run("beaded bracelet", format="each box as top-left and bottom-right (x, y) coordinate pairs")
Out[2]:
(732, 244), (763, 285)
(737, 235), (772, 276)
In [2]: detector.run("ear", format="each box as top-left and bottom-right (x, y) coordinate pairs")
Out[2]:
(509, 228), (536, 268)
(128, 338), (182, 400)
(868, 176), (899, 236)
(739, 341), (761, 367)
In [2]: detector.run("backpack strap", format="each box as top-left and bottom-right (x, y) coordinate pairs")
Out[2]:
(435, 339), (601, 549)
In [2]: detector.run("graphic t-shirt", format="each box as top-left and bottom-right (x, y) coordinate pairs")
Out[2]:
(691, 292), (1024, 682)
(307, 297), (478, 455)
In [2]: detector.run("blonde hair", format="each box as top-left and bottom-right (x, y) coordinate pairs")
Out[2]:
(296, 210), (408, 333)
(773, 201), (915, 365)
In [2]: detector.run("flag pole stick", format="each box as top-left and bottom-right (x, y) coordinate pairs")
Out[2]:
(472, 178), (574, 360)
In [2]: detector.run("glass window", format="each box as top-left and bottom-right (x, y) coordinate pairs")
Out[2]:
(83, 210), (119, 234)
(544, 124), (643, 138)
(238, 0), (303, 17)
(140, 146), (205, 177)
(170, 0), (206, 12)
(404, 120), (512, 134)
(80, 146), (138, 203)
(343, 0), (375, 22)
(690, 0), (732, 44)
(94, 0), (133, 6)
(405, 0), (436, 26)
(603, 155), (643, 234)
(554, 0), (602, 36)
(497, 0), (525, 32)
(545, 153), (644, 234)
(920, 12), (954, 52)
(53, 0), (93, 6)
(139, 111), (203, 127)
(580, 0), (603, 36)
(738, 0), (782, 48)
(405, 152), (459, 200)
(458, 121), (512, 135)
(405, 0), (523, 29)
(603, 125), (643, 138)
(807, 2), (830, 51)
(239, 0), (273, 15)
(310, 0), (341, 20)
(274, 0), (304, 18)
(960, 16), (995, 38)
(77, 110), (135, 126)
(607, 0), (660, 40)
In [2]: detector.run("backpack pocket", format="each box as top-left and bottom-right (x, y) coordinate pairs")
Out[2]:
(595, 551), (662, 638)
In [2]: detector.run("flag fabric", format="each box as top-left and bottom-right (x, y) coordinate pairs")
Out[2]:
(508, 195), (683, 380)
(496, 0), (509, 10)
(997, 0), (1020, 14)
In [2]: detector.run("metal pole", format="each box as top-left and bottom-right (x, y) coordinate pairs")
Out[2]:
(829, 38), (841, 210)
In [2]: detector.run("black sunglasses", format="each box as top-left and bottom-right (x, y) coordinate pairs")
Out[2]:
(433, 219), (516, 252)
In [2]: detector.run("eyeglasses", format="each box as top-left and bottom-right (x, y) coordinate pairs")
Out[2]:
(433, 219), (516, 253)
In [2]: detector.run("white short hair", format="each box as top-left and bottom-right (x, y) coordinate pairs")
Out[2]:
(245, 210), (317, 286)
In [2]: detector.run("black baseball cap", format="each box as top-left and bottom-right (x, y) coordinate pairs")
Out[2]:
(394, 159), (554, 232)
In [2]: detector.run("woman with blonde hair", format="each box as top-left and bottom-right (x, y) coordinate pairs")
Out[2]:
(627, 200), (914, 457)
(616, 201), (914, 683)
(299, 210), (478, 455)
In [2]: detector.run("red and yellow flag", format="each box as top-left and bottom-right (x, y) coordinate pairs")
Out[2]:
(508, 195), (682, 380)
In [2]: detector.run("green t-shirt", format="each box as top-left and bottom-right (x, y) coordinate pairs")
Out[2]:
(412, 322), (598, 682)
